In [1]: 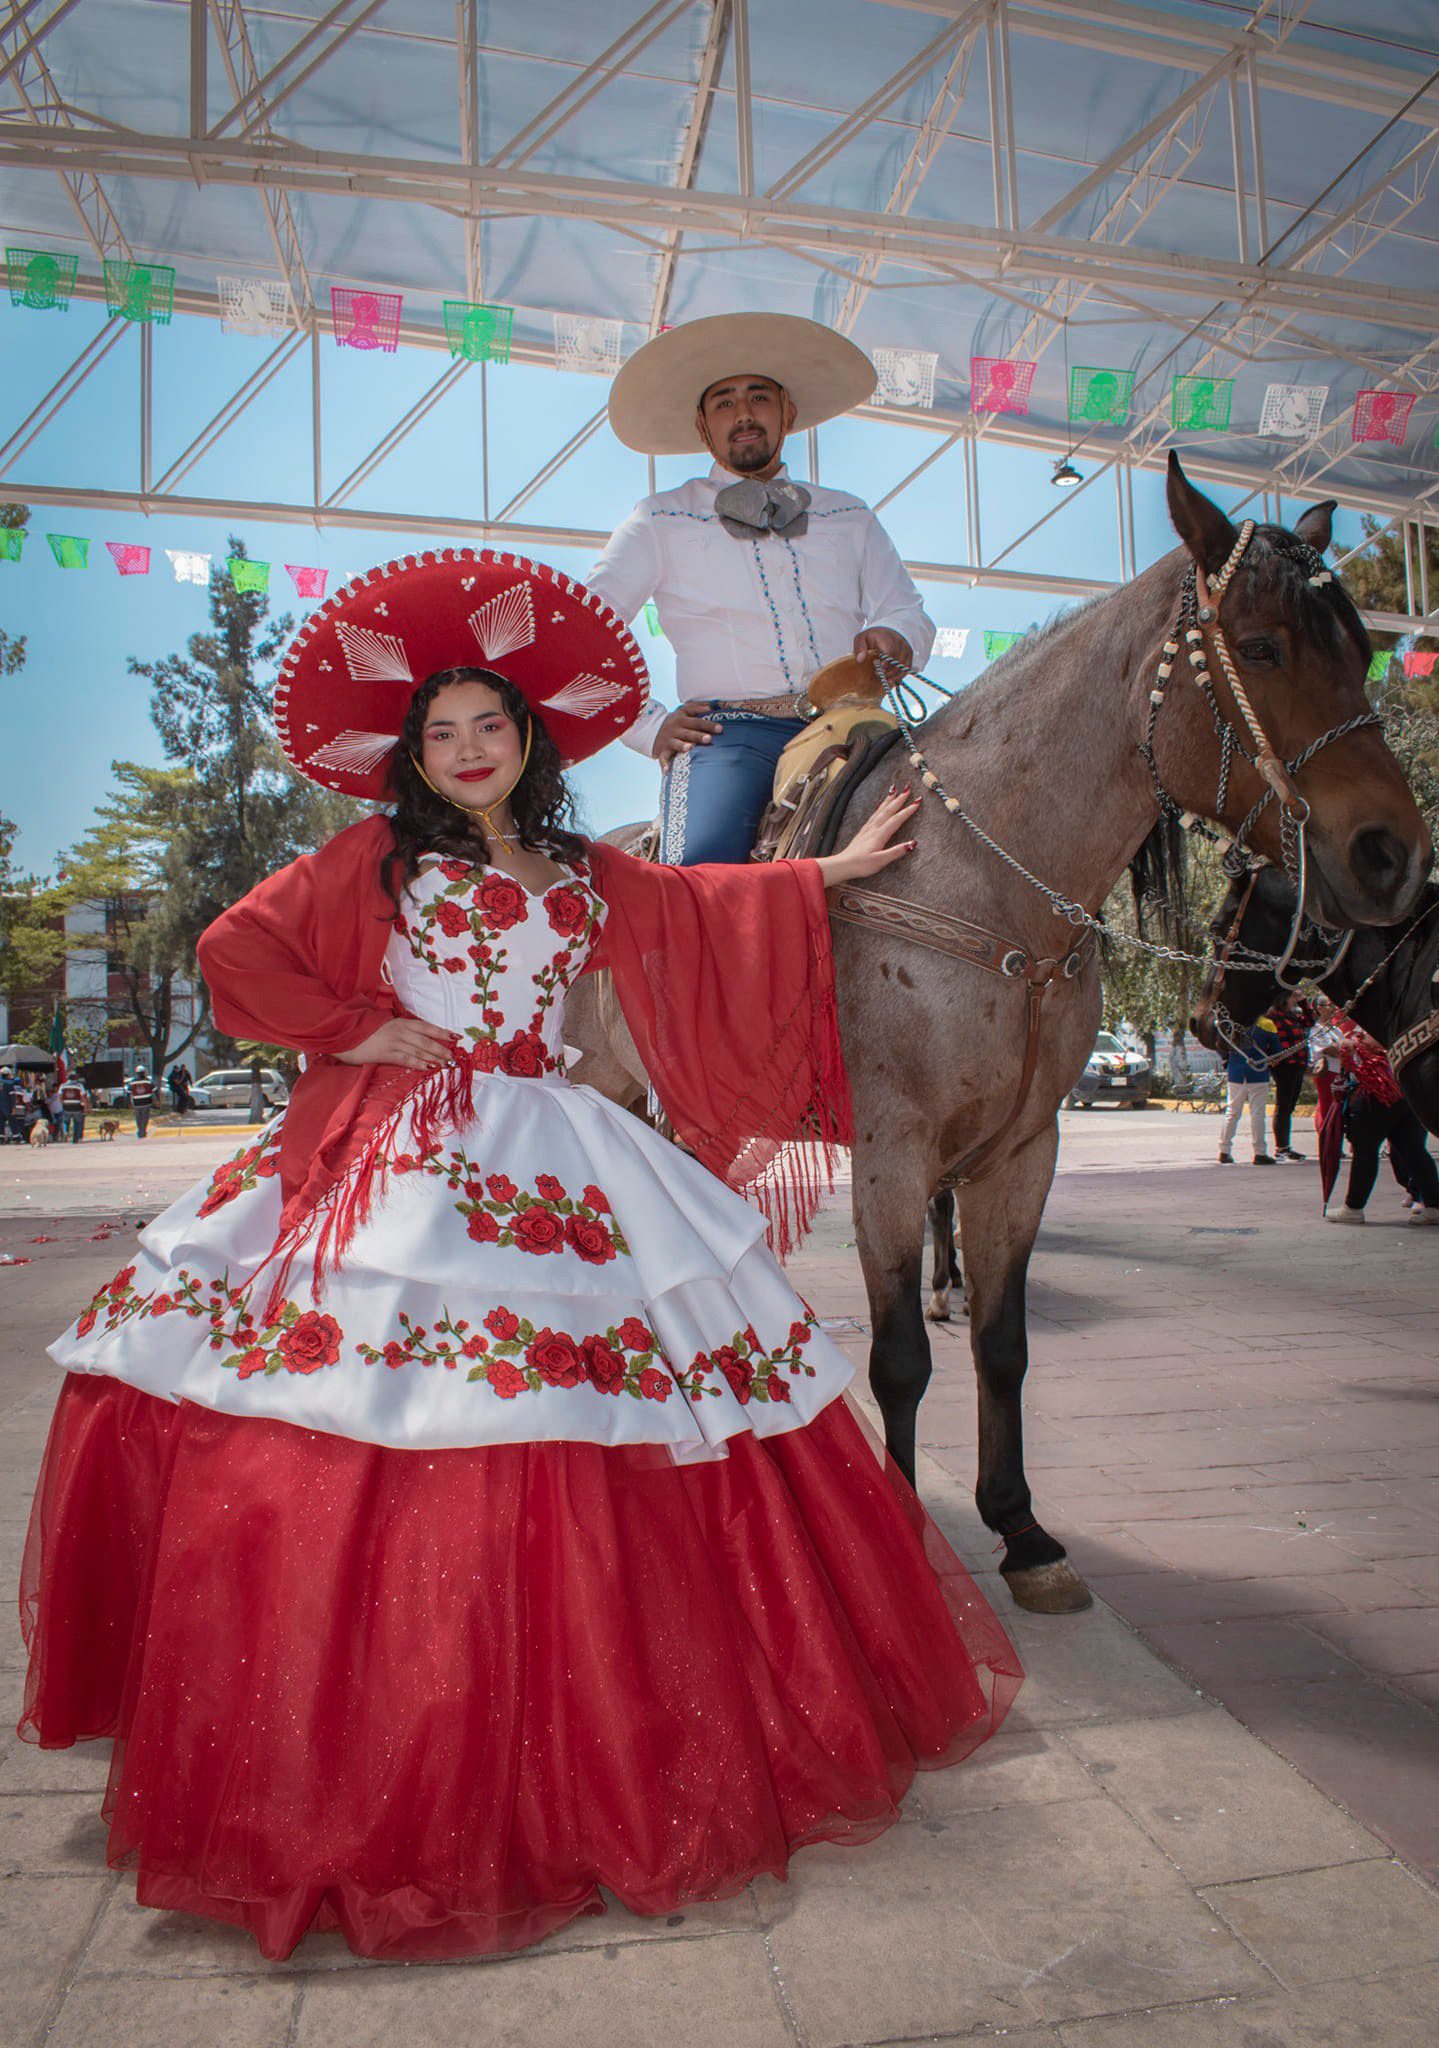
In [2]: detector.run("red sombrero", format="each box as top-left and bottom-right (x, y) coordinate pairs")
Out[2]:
(274, 549), (649, 799)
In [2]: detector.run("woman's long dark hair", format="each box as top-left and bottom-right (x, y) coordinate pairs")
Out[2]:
(382, 667), (587, 911)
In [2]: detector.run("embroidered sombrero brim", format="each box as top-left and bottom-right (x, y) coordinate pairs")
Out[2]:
(275, 550), (649, 799)
(608, 313), (876, 456)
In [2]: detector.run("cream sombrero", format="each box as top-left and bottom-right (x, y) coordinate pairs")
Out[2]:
(275, 549), (649, 800)
(608, 312), (876, 456)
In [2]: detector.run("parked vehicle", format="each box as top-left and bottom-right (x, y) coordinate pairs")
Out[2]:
(1066, 1031), (1152, 1109)
(196, 1066), (290, 1112)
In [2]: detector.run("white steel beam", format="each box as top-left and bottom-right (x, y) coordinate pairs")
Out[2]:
(208, 0), (392, 143)
(648, 0), (732, 335)
(487, 0), (694, 171)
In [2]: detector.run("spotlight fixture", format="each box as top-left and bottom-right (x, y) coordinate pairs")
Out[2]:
(1051, 457), (1082, 488)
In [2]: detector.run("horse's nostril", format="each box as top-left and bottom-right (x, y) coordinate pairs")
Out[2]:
(1348, 826), (1408, 898)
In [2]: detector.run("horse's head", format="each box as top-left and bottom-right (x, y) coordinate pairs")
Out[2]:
(1190, 867), (1296, 1049)
(1160, 455), (1430, 926)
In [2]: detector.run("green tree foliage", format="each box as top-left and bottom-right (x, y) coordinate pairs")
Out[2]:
(1, 502), (29, 676)
(53, 763), (211, 1075)
(1345, 516), (1439, 800)
(0, 808), (63, 1019)
(127, 536), (362, 973)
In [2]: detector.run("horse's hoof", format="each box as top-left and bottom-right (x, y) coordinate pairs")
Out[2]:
(925, 1294), (951, 1322)
(1002, 1560), (1093, 1614)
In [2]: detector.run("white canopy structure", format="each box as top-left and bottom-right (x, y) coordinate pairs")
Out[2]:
(1, 0), (1437, 625)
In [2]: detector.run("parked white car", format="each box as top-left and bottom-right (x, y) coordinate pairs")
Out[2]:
(196, 1067), (291, 1112)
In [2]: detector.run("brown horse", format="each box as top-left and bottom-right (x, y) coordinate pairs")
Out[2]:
(567, 456), (1431, 1613)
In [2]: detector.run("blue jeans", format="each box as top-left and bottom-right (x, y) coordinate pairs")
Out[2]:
(659, 707), (808, 866)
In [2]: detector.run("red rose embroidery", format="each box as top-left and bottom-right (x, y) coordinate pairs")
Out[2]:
(513, 1208), (565, 1254)
(526, 1327), (586, 1388)
(582, 1184), (610, 1213)
(564, 1214), (616, 1265)
(487, 1173), (518, 1202)
(257, 1153), (280, 1179)
(382, 1340), (408, 1369)
(466, 1210), (501, 1244)
(535, 1173), (566, 1202)
(546, 887), (589, 938)
(477, 875), (528, 931)
(788, 1321), (811, 1348)
(715, 1348), (753, 1403)
(485, 1307), (520, 1340)
(442, 956), (465, 974)
(461, 1335), (488, 1358)
(440, 859), (471, 882)
(279, 1311), (342, 1375)
(499, 1030), (546, 1078)
(434, 899), (470, 938)
(617, 1316), (653, 1352)
(583, 1334), (627, 1394)
(76, 1308), (97, 1338)
(768, 1375), (792, 1403)
(487, 1359), (528, 1399)
(470, 1039), (501, 1073)
(637, 1366), (671, 1403)
(108, 1265), (135, 1297)
(150, 1295), (173, 1316)
(236, 1347), (268, 1379)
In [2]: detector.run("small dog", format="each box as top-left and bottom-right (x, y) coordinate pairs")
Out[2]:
(28, 1119), (52, 1148)
(98, 1118), (120, 1141)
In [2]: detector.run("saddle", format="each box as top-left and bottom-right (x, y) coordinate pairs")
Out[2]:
(751, 653), (903, 863)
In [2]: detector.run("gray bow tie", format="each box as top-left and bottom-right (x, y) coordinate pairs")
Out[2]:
(713, 475), (811, 540)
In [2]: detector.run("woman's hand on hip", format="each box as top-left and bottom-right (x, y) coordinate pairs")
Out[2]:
(815, 786), (921, 888)
(335, 1018), (460, 1069)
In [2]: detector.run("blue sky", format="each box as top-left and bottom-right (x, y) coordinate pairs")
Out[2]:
(0, 296), (1366, 875)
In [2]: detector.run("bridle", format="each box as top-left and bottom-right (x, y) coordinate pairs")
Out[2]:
(1136, 519), (1381, 979)
(1199, 868), (1353, 1066)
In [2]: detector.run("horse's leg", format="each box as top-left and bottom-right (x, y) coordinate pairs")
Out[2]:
(959, 1120), (1091, 1614)
(854, 1147), (933, 1486)
(925, 1191), (960, 1322)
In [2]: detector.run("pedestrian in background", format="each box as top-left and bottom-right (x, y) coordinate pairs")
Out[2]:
(58, 1072), (88, 1144)
(1268, 993), (1314, 1161)
(1219, 1018), (1279, 1165)
(127, 1066), (155, 1140)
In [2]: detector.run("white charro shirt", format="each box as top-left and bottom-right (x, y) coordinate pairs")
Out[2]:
(587, 462), (935, 757)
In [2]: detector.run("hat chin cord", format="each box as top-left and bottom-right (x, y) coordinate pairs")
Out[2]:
(409, 719), (533, 854)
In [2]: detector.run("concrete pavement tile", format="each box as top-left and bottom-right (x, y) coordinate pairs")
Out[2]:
(1055, 1969), (1439, 2047)
(1063, 1712), (1383, 1886)
(1089, 1573), (1377, 1628)
(1144, 1619), (1362, 1688)
(47, 1977), (295, 2048)
(911, 1728), (1102, 1819)
(1207, 1673), (1439, 1876)
(78, 1885), (365, 1978)
(1118, 1523), (1352, 1581)
(0, 1874), (110, 2046)
(0, 1794), (110, 1876)
(294, 1932), (791, 2048)
(1382, 1554), (1439, 1597)
(1198, 1861), (1439, 1990)
(1319, 1512), (1439, 1565)
(1391, 1671), (1439, 1714)
(0, 1737), (113, 1794)
(1001, 1607), (1207, 1730)
(1305, 1607), (1439, 1676)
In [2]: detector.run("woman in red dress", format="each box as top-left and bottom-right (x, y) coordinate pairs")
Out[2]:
(20, 551), (1020, 1962)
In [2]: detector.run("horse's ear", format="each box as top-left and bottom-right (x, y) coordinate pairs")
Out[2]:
(1294, 499), (1337, 554)
(1166, 451), (1239, 574)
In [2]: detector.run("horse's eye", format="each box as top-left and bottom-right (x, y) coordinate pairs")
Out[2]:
(1237, 638), (1281, 665)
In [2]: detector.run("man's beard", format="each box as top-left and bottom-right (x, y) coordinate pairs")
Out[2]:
(725, 434), (775, 473)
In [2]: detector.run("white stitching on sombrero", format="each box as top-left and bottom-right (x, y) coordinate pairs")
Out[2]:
(307, 730), (401, 775)
(469, 583), (536, 663)
(336, 623), (412, 684)
(542, 675), (629, 717)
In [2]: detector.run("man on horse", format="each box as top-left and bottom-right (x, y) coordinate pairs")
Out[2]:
(588, 312), (935, 864)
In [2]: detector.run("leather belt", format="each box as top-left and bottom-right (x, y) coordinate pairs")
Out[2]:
(689, 694), (811, 721)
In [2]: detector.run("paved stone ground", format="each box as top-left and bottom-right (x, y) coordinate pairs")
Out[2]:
(3, 1110), (1439, 2046)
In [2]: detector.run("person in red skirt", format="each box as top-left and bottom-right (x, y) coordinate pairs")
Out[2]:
(20, 550), (1020, 1963)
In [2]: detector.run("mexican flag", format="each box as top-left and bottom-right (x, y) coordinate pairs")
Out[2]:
(49, 1009), (67, 1086)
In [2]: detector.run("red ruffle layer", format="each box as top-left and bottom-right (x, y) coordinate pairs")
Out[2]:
(20, 1376), (1020, 1961)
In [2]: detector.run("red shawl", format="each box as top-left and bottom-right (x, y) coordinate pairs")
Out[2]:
(196, 818), (851, 1300)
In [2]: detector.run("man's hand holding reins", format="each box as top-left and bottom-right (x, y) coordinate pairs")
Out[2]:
(816, 787), (920, 888)
(336, 1017), (460, 1069)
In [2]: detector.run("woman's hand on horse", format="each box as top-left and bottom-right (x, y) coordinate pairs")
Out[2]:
(335, 1018), (460, 1069)
(817, 787), (921, 887)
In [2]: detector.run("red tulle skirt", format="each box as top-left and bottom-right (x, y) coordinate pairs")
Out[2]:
(20, 1375), (1020, 1962)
